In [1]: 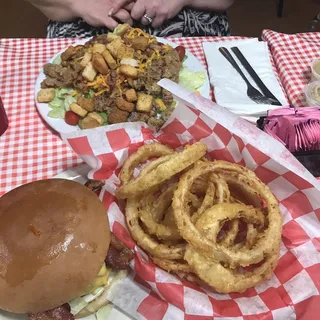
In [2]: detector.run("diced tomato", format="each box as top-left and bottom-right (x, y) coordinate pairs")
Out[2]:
(65, 111), (79, 126)
(175, 46), (186, 61)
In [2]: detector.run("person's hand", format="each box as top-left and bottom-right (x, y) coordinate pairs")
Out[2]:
(110, 0), (187, 28)
(70, 0), (134, 29)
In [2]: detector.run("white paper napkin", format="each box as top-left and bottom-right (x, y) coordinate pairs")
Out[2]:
(203, 39), (288, 120)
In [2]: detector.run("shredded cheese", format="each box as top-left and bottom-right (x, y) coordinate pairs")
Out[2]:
(94, 89), (109, 96)
(126, 28), (150, 40)
(71, 90), (78, 97)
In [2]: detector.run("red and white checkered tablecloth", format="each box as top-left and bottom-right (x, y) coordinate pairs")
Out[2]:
(0, 36), (247, 196)
(262, 29), (320, 108)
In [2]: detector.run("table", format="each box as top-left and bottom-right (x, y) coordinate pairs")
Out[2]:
(0, 33), (319, 196)
(0, 35), (246, 196)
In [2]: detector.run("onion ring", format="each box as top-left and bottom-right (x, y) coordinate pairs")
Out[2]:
(140, 184), (182, 240)
(125, 197), (185, 260)
(195, 204), (265, 246)
(172, 160), (282, 267)
(151, 257), (193, 273)
(191, 174), (230, 223)
(117, 142), (207, 199)
(219, 219), (239, 247)
(185, 244), (279, 293)
(119, 143), (174, 184)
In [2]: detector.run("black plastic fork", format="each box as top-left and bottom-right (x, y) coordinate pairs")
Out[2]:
(219, 47), (272, 105)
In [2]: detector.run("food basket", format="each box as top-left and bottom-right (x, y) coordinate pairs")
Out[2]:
(61, 80), (320, 320)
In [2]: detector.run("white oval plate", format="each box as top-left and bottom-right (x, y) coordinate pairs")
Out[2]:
(35, 38), (210, 134)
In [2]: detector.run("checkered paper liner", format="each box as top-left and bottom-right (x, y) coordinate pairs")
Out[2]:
(61, 80), (320, 320)
(262, 30), (320, 108)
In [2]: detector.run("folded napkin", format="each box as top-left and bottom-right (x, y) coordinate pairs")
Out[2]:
(262, 30), (320, 108)
(203, 39), (288, 120)
(262, 107), (320, 152)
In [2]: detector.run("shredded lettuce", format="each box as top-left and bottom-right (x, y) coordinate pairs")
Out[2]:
(84, 89), (95, 99)
(56, 88), (74, 99)
(97, 112), (108, 124)
(47, 88), (77, 119)
(179, 67), (206, 92)
(48, 108), (65, 119)
(96, 305), (113, 320)
(83, 287), (105, 303)
(69, 297), (88, 315)
(48, 96), (64, 109)
(52, 54), (62, 65)
(64, 95), (77, 111)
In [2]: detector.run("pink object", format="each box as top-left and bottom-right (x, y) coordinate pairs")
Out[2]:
(0, 96), (8, 136)
(264, 107), (320, 152)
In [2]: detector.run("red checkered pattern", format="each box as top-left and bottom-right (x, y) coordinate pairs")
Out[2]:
(262, 30), (320, 108)
(0, 36), (249, 197)
(61, 89), (320, 320)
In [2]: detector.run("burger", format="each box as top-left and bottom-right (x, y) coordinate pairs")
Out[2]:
(0, 179), (133, 319)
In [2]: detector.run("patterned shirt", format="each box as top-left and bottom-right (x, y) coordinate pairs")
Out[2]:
(47, 8), (230, 38)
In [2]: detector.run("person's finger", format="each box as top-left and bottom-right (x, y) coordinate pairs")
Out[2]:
(151, 13), (166, 28)
(130, 1), (146, 21)
(99, 16), (119, 29)
(109, 0), (132, 16)
(125, 2), (134, 11)
(113, 9), (133, 25)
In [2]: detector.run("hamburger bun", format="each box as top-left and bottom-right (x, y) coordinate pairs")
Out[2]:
(0, 179), (110, 314)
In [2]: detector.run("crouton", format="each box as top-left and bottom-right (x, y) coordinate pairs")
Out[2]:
(124, 88), (137, 102)
(106, 38), (124, 58)
(92, 52), (109, 75)
(92, 43), (106, 54)
(102, 50), (117, 70)
(108, 108), (129, 124)
(130, 36), (149, 51)
(70, 103), (88, 117)
(80, 112), (104, 129)
(116, 97), (134, 112)
(82, 62), (97, 82)
(118, 65), (138, 78)
(117, 45), (134, 59)
(61, 46), (76, 61)
(80, 52), (92, 68)
(88, 112), (104, 125)
(77, 97), (95, 112)
(37, 88), (55, 103)
(113, 24), (132, 36)
(136, 93), (154, 113)
(80, 116), (99, 129)
(107, 33), (121, 42)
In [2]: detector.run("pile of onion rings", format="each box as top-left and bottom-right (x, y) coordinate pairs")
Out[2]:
(117, 142), (282, 293)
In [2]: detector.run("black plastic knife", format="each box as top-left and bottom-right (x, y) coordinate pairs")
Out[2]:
(230, 46), (282, 106)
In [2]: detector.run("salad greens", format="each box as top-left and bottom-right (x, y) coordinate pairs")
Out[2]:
(46, 48), (206, 125)
(52, 54), (62, 65)
(47, 88), (75, 119)
(178, 67), (207, 92)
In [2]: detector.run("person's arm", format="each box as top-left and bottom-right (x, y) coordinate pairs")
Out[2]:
(28, 0), (76, 21)
(110, 0), (235, 29)
(28, 0), (133, 29)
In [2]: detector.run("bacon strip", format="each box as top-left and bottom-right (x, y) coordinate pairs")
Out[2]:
(29, 304), (74, 320)
(105, 234), (134, 270)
